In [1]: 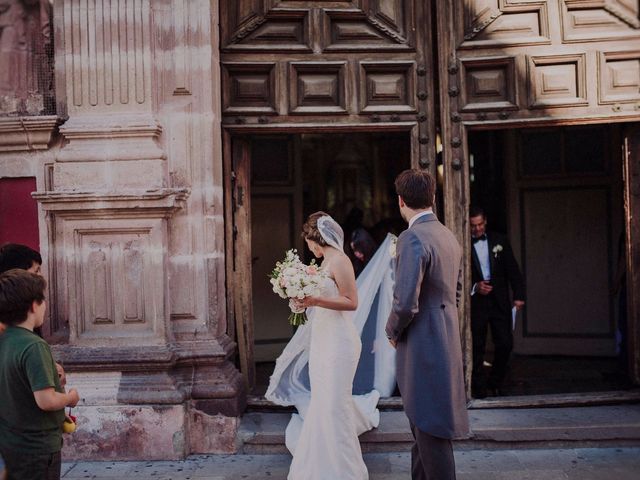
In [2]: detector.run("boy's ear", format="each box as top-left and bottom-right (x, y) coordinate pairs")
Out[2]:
(29, 299), (42, 313)
(398, 195), (406, 208)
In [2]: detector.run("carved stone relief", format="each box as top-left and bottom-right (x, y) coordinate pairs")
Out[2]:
(0, 0), (54, 115)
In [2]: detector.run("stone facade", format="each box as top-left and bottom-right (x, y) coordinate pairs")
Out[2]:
(0, 0), (639, 462)
(1, 0), (244, 460)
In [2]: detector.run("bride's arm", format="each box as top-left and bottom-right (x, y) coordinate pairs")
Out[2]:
(300, 256), (358, 311)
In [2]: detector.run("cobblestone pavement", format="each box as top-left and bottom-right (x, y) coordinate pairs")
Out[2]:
(46, 447), (640, 479)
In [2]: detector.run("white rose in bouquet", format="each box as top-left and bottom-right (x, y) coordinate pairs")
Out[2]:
(270, 249), (327, 326)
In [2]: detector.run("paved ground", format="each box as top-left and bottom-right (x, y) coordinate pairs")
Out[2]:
(20, 447), (633, 479)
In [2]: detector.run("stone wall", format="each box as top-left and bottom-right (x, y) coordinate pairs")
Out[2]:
(0, 0), (243, 460)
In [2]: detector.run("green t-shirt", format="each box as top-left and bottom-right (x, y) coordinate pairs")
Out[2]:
(0, 326), (65, 454)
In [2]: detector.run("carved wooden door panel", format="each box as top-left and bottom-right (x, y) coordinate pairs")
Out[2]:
(220, 1), (436, 167)
(438, 0), (640, 230)
(444, 0), (640, 124)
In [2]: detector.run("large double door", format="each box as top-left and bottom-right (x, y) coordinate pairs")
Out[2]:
(221, 0), (437, 388)
(221, 1), (640, 389)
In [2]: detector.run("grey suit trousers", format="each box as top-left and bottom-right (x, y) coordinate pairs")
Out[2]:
(410, 422), (456, 480)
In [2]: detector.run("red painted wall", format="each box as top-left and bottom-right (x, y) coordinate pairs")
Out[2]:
(0, 177), (40, 250)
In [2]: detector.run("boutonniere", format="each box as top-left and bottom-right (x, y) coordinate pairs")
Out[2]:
(492, 244), (503, 258)
(389, 236), (398, 258)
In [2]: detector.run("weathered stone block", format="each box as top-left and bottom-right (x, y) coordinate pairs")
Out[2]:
(188, 408), (240, 455)
(61, 405), (187, 461)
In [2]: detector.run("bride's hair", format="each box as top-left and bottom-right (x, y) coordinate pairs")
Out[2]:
(302, 211), (330, 246)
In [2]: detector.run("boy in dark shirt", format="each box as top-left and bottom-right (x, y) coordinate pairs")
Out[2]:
(0, 270), (79, 480)
(0, 244), (43, 337)
(0, 243), (65, 385)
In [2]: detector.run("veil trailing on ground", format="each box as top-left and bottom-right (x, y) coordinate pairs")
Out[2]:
(266, 234), (397, 452)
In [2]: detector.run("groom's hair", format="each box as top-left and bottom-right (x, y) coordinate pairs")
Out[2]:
(394, 170), (436, 209)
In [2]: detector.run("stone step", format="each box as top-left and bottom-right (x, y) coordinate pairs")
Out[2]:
(247, 390), (640, 411)
(237, 405), (640, 454)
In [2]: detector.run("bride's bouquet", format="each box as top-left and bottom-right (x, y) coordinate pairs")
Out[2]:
(270, 249), (326, 326)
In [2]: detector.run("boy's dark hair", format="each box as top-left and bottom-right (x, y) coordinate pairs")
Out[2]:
(302, 211), (330, 247)
(0, 243), (42, 273)
(394, 169), (436, 209)
(469, 205), (486, 219)
(0, 269), (46, 326)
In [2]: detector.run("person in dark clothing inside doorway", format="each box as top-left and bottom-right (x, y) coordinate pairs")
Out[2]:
(470, 206), (525, 398)
(350, 228), (378, 277)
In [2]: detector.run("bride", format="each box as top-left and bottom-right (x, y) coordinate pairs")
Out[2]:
(267, 212), (396, 480)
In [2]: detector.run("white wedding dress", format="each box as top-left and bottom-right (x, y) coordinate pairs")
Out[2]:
(286, 275), (369, 480)
(266, 228), (396, 480)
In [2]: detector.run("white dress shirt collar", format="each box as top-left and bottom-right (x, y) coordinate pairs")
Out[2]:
(408, 209), (434, 229)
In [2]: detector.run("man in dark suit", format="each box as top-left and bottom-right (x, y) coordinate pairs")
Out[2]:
(470, 206), (525, 398)
(386, 170), (469, 480)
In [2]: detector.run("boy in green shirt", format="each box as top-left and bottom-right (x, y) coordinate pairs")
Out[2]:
(0, 269), (79, 480)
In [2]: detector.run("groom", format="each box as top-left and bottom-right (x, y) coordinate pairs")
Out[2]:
(386, 169), (469, 480)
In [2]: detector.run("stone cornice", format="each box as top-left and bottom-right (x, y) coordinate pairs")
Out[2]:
(50, 344), (176, 371)
(58, 114), (163, 140)
(56, 114), (165, 161)
(33, 188), (190, 217)
(0, 116), (59, 152)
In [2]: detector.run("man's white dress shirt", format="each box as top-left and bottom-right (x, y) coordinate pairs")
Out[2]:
(408, 209), (433, 229)
(473, 236), (491, 281)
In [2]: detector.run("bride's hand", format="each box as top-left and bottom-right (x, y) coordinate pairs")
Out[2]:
(300, 296), (319, 308)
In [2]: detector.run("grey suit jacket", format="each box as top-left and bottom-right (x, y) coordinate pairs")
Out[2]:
(385, 214), (469, 439)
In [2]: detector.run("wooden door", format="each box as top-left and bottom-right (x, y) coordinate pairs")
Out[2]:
(504, 126), (623, 356)
(435, 0), (640, 385)
(624, 125), (640, 384)
(250, 136), (304, 362)
(220, 0), (436, 170)
(227, 136), (256, 388)
(221, 0), (438, 388)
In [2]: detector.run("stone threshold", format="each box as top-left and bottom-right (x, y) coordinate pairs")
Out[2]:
(238, 405), (640, 454)
(247, 389), (640, 411)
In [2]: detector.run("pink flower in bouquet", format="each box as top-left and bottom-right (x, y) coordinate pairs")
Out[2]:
(306, 265), (318, 275)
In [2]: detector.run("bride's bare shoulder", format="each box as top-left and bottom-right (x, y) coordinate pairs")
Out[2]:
(323, 252), (351, 278)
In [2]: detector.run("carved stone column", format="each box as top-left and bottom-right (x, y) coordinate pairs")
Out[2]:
(35, 0), (243, 460)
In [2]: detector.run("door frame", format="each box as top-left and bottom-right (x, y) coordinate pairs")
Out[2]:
(623, 126), (640, 385)
(437, 113), (640, 389)
(223, 123), (424, 390)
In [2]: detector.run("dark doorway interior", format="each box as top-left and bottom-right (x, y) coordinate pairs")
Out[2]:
(250, 132), (411, 395)
(468, 125), (631, 396)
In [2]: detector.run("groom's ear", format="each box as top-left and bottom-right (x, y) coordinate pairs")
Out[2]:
(398, 196), (405, 208)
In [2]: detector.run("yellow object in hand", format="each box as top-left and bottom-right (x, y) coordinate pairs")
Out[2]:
(63, 415), (77, 433)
